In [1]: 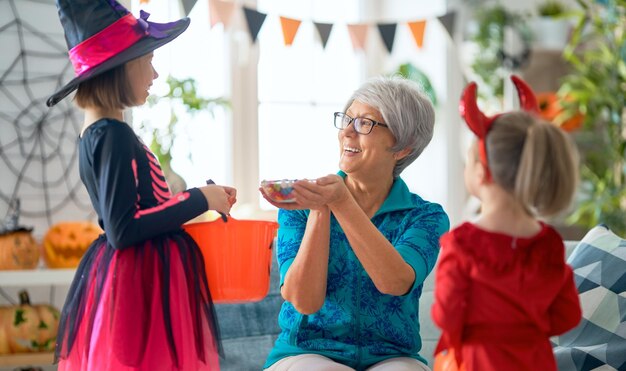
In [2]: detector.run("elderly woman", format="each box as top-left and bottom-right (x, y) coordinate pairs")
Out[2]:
(261, 76), (450, 371)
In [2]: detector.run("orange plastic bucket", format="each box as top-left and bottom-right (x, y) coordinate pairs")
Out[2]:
(183, 218), (279, 303)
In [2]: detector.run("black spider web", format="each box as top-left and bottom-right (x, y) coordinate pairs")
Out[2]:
(0, 0), (95, 228)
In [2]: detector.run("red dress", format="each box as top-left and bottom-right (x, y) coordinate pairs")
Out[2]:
(431, 222), (581, 371)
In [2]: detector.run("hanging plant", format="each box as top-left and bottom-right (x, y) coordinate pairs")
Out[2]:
(468, 4), (532, 108)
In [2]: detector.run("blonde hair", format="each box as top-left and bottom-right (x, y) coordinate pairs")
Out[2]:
(74, 64), (134, 110)
(486, 111), (579, 216)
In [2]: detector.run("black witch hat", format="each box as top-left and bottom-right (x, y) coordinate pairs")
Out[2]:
(46, 0), (190, 107)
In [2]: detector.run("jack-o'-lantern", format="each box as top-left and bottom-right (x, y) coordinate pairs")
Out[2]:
(0, 291), (60, 354)
(0, 230), (39, 270)
(0, 199), (39, 270)
(43, 221), (102, 268)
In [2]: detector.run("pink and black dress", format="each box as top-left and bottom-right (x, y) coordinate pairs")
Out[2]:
(56, 119), (220, 370)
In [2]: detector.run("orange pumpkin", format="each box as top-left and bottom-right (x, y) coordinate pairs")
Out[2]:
(537, 92), (584, 132)
(0, 291), (60, 354)
(43, 221), (102, 268)
(0, 229), (40, 270)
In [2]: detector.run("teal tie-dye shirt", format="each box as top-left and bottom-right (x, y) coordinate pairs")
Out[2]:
(264, 174), (450, 370)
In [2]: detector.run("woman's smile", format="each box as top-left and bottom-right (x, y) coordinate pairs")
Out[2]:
(342, 145), (362, 157)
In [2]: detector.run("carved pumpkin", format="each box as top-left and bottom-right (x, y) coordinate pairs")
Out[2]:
(0, 199), (39, 270)
(0, 291), (60, 354)
(537, 92), (584, 132)
(0, 229), (40, 270)
(43, 221), (102, 268)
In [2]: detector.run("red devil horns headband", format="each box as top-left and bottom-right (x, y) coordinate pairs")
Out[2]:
(459, 75), (539, 179)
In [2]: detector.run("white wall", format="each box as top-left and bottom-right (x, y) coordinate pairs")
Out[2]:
(0, 0), (94, 242)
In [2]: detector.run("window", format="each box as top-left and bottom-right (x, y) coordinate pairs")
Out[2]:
(257, 1), (452, 215)
(257, 0), (363, 209)
(132, 0), (460, 223)
(131, 0), (230, 189)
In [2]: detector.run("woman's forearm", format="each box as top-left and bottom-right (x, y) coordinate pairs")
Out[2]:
(282, 208), (331, 314)
(329, 196), (415, 296)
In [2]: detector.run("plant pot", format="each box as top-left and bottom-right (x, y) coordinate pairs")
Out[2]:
(531, 17), (572, 50)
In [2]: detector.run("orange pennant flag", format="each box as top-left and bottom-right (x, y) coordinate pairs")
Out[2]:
(408, 20), (427, 49)
(279, 16), (302, 46)
(347, 24), (368, 51)
(209, 0), (236, 29)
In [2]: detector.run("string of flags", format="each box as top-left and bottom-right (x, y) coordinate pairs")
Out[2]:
(172, 0), (457, 52)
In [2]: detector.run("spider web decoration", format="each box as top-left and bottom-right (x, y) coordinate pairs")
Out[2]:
(0, 0), (94, 230)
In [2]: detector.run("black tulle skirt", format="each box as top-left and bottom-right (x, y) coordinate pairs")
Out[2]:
(55, 230), (221, 370)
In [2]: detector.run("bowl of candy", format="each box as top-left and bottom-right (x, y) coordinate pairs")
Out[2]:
(261, 179), (298, 203)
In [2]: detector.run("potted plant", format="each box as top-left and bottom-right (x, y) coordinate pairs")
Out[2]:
(559, 0), (626, 235)
(139, 76), (229, 193)
(468, 4), (531, 109)
(532, 0), (573, 50)
(394, 63), (437, 106)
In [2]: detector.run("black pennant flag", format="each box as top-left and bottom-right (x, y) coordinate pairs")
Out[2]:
(377, 23), (397, 53)
(243, 7), (267, 43)
(180, 0), (197, 16)
(437, 11), (457, 39)
(314, 22), (333, 48)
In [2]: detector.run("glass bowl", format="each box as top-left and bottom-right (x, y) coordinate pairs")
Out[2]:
(260, 179), (299, 203)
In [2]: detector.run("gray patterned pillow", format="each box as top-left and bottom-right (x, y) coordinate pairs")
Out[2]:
(552, 225), (626, 371)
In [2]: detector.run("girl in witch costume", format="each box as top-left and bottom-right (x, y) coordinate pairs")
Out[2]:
(47, 0), (235, 369)
(431, 76), (582, 371)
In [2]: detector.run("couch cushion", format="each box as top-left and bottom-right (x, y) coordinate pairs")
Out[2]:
(552, 225), (626, 371)
(216, 245), (282, 370)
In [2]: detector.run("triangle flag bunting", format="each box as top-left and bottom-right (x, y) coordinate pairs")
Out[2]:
(202, 3), (454, 52)
(407, 20), (427, 49)
(180, 0), (197, 16)
(314, 22), (333, 48)
(279, 16), (302, 46)
(243, 7), (267, 43)
(377, 23), (397, 53)
(347, 24), (369, 51)
(437, 11), (456, 39)
(209, 0), (236, 29)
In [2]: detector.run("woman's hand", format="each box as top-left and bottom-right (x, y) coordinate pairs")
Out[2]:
(312, 174), (350, 207)
(199, 184), (236, 214)
(259, 175), (349, 211)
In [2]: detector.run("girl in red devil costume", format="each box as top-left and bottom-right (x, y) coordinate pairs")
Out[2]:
(431, 76), (582, 371)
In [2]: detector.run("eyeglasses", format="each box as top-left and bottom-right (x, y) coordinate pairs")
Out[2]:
(334, 112), (388, 135)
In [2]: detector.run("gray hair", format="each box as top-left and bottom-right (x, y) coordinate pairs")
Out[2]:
(343, 75), (435, 178)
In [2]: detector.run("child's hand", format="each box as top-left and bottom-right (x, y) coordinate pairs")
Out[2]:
(223, 186), (237, 207)
(199, 185), (235, 215)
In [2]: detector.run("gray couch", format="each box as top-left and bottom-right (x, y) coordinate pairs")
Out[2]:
(216, 241), (579, 371)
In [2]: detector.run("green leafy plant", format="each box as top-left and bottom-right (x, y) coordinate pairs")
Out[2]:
(559, 0), (626, 235)
(538, 0), (566, 17)
(469, 4), (531, 107)
(140, 76), (229, 190)
(394, 63), (437, 106)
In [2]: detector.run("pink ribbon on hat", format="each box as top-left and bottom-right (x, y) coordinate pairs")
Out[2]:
(68, 11), (165, 76)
